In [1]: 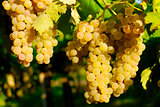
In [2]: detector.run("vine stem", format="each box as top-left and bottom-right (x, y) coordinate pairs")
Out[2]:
(102, 0), (143, 15)
(98, 0), (143, 20)
(96, 0), (117, 20)
(127, 2), (143, 12)
(102, 0), (117, 15)
(97, 0), (107, 20)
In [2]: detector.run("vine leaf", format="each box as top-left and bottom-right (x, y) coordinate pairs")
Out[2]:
(153, 0), (160, 12)
(142, 30), (149, 43)
(32, 14), (53, 35)
(32, 2), (67, 34)
(46, 2), (67, 22)
(145, 12), (160, 31)
(145, 0), (160, 31)
(140, 68), (152, 90)
(78, 0), (112, 19)
(70, 7), (80, 25)
(56, 30), (64, 41)
(0, 94), (6, 106)
(153, 29), (160, 63)
(150, 28), (160, 39)
(140, 1), (147, 10)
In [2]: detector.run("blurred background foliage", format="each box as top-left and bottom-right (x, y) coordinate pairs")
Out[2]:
(0, 0), (160, 107)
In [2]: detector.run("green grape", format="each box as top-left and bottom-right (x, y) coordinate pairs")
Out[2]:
(116, 13), (124, 20)
(12, 46), (21, 55)
(94, 93), (100, 101)
(72, 57), (79, 63)
(24, 17), (32, 24)
(13, 39), (22, 46)
(24, 0), (32, 8)
(133, 27), (140, 34)
(11, 3), (17, 11)
(77, 32), (84, 39)
(84, 32), (92, 41)
(87, 73), (96, 82)
(18, 53), (26, 61)
(18, 31), (25, 38)
(16, 5), (25, 13)
(25, 53), (33, 62)
(17, 22), (26, 30)
(36, 53), (44, 62)
(17, 14), (25, 22)
(2, 1), (11, 10)
(123, 25), (131, 34)
(86, 25), (94, 33)
(125, 7), (134, 16)
(12, 17), (18, 25)
(113, 32), (123, 40)
(90, 20), (99, 28)
(111, 83), (119, 90)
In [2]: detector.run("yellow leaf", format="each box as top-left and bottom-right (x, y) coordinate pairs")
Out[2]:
(57, 3), (67, 14)
(32, 1), (67, 34)
(46, 2), (67, 22)
(32, 14), (53, 35)
(46, 3), (58, 22)
(70, 7), (80, 25)
(140, 68), (152, 90)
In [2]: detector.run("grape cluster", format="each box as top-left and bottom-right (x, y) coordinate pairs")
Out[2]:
(66, 7), (146, 104)
(84, 46), (114, 103)
(2, 0), (58, 66)
(65, 21), (95, 64)
(2, 0), (37, 67)
(66, 19), (115, 103)
(35, 28), (58, 64)
(107, 7), (145, 97)
(84, 21), (116, 103)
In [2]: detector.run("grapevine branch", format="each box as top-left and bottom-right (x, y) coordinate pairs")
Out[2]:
(101, 0), (143, 16)
(97, 0), (116, 20)
(102, 0), (117, 15)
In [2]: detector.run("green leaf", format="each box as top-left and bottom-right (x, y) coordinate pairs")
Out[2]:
(145, 12), (160, 31)
(32, 14), (53, 35)
(78, 0), (112, 19)
(0, 94), (6, 106)
(56, 30), (64, 41)
(153, 0), (160, 12)
(145, 29), (160, 46)
(140, 68), (152, 90)
(142, 29), (149, 43)
(105, 0), (111, 4)
(150, 28), (160, 39)
(140, 1), (147, 10)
